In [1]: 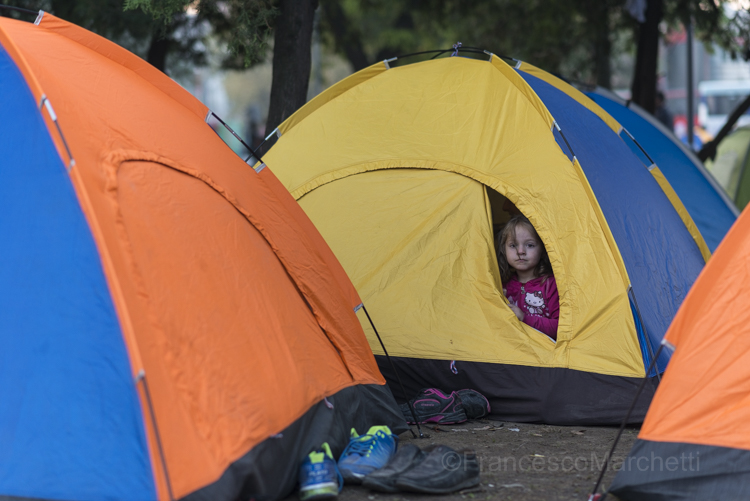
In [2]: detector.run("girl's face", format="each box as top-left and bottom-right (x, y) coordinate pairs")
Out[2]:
(505, 224), (542, 277)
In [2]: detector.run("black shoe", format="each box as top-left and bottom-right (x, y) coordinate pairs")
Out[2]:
(395, 445), (480, 494)
(399, 388), (468, 425)
(361, 444), (426, 493)
(455, 389), (490, 419)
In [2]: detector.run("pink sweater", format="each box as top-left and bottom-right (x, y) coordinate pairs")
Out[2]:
(504, 275), (559, 340)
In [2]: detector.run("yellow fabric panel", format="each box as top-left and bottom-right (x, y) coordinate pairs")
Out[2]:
(311, 170), (556, 365)
(265, 57), (643, 377)
(650, 166), (711, 263)
(278, 63), (387, 136)
(570, 159), (631, 289)
(518, 61), (622, 135)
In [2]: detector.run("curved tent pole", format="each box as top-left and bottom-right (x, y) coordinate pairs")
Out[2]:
(588, 343), (665, 501)
(0, 4), (38, 15)
(361, 304), (424, 439)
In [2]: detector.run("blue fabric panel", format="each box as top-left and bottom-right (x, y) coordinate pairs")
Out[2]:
(629, 296), (659, 377)
(0, 47), (155, 500)
(519, 71), (703, 373)
(587, 92), (737, 251)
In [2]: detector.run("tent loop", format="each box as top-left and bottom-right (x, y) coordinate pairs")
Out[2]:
(34, 9), (43, 24)
(383, 57), (397, 69)
(206, 110), (263, 167)
(553, 120), (577, 162)
(138, 371), (175, 501)
(621, 127), (656, 166)
(451, 42), (462, 57)
(253, 127), (281, 156)
(39, 94), (76, 171)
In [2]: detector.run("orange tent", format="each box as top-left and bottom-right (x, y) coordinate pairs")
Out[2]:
(0, 12), (403, 501)
(609, 207), (750, 498)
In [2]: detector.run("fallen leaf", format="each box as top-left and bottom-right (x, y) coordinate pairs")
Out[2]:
(472, 426), (491, 430)
(531, 433), (543, 437)
(451, 428), (470, 432)
(508, 427), (520, 432)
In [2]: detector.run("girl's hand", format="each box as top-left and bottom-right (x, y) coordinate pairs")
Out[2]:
(509, 304), (525, 322)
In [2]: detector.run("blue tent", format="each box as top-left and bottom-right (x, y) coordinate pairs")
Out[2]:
(516, 64), (706, 375)
(586, 89), (738, 251)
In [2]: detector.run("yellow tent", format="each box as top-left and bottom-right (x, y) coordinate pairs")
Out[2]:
(263, 55), (706, 425)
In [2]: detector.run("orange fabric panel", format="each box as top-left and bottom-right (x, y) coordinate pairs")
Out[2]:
(38, 13), (208, 121)
(114, 159), (358, 496)
(259, 167), (363, 308)
(640, 209), (750, 451)
(1, 15), (382, 498)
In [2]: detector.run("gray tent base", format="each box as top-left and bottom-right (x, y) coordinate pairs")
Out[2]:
(377, 355), (658, 426)
(609, 439), (750, 500)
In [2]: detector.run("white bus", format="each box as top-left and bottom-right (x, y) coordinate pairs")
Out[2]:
(698, 80), (750, 136)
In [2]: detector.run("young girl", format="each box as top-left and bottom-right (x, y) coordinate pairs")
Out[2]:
(496, 215), (559, 340)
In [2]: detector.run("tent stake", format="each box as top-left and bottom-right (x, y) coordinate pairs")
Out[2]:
(361, 304), (425, 439)
(588, 343), (665, 501)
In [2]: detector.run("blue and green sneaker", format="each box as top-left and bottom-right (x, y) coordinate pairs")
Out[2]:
(299, 442), (342, 501)
(337, 425), (398, 484)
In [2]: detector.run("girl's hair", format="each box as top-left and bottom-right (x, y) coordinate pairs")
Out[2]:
(496, 215), (553, 283)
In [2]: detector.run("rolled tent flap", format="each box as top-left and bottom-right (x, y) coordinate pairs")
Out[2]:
(610, 191), (750, 499)
(0, 14), (404, 501)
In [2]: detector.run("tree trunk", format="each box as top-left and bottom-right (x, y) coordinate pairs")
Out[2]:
(147, 30), (170, 73)
(320, 0), (370, 72)
(265, 0), (319, 150)
(593, 2), (611, 88)
(630, 0), (663, 113)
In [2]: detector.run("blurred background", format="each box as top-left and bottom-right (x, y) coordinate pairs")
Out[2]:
(2, 0), (749, 155)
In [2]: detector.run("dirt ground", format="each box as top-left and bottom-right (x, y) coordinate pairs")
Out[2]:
(329, 419), (637, 501)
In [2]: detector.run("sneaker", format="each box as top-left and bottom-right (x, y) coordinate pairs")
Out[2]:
(337, 426), (398, 484)
(455, 389), (490, 419)
(395, 444), (480, 494)
(299, 443), (342, 501)
(362, 443), (426, 493)
(399, 388), (468, 425)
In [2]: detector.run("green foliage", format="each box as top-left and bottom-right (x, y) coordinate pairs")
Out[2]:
(0, 0), (210, 72)
(125, 0), (279, 68)
(664, 1), (750, 60)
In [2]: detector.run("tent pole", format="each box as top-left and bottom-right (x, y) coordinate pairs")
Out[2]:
(588, 343), (665, 501)
(137, 371), (175, 501)
(361, 304), (425, 439)
(628, 287), (660, 382)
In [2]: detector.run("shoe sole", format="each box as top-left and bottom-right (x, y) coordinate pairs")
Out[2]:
(396, 475), (480, 494)
(299, 483), (339, 501)
(340, 469), (366, 485)
(404, 409), (467, 425)
(361, 476), (399, 493)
